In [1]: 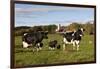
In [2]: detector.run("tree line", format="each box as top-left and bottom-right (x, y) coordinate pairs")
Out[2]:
(15, 25), (57, 36)
(15, 22), (94, 36)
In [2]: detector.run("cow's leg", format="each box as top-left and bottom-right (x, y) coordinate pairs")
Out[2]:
(72, 41), (75, 50)
(63, 43), (66, 51)
(76, 40), (80, 51)
(32, 43), (36, 52)
(33, 48), (35, 52)
(49, 47), (54, 50)
(36, 43), (40, 52)
(49, 47), (52, 50)
(35, 44), (39, 52)
(39, 43), (43, 50)
(52, 47), (55, 50)
(36, 47), (39, 52)
(77, 44), (79, 51)
(39, 47), (42, 50)
(36, 43), (43, 51)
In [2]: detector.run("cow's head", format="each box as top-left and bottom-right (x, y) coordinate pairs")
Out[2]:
(76, 28), (85, 36)
(80, 28), (85, 32)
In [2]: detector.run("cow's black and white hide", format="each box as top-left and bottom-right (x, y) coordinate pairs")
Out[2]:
(63, 28), (84, 51)
(22, 31), (48, 51)
(35, 42), (43, 51)
(49, 40), (61, 50)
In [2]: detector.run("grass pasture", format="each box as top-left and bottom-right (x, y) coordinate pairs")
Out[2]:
(14, 34), (95, 67)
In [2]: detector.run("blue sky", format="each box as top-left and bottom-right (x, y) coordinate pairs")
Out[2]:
(15, 3), (94, 27)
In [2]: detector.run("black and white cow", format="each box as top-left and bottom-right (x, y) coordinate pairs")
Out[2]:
(49, 40), (61, 50)
(22, 31), (48, 51)
(63, 28), (84, 51)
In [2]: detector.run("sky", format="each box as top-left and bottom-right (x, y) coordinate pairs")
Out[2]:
(15, 3), (94, 27)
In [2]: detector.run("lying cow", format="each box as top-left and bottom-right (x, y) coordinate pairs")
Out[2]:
(22, 31), (48, 51)
(63, 28), (85, 51)
(49, 40), (61, 50)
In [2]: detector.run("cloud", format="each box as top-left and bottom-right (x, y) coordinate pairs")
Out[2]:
(15, 6), (93, 13)
(15, 7), (66, 13)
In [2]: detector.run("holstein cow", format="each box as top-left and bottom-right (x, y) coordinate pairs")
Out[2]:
(49, 40), (61, 50)
(22, 31), (48, 51)
(63, 28), (84, 51)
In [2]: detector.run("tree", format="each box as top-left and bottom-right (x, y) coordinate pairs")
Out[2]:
(66, 23), (82, 31)
(83, 23), (94, 34)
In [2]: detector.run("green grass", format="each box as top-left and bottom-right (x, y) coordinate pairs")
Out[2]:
(14, 34), (95, 67)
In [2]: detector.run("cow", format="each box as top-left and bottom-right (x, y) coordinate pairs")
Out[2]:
(22, 31), (48, 51)
(63, 28), (85, 51)
(49, 40), (61, 50)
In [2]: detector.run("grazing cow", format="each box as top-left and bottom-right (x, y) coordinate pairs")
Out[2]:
(63, 28), (84, 51)
(49, 40), (61, 50)
(22, 31), (48, 51)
